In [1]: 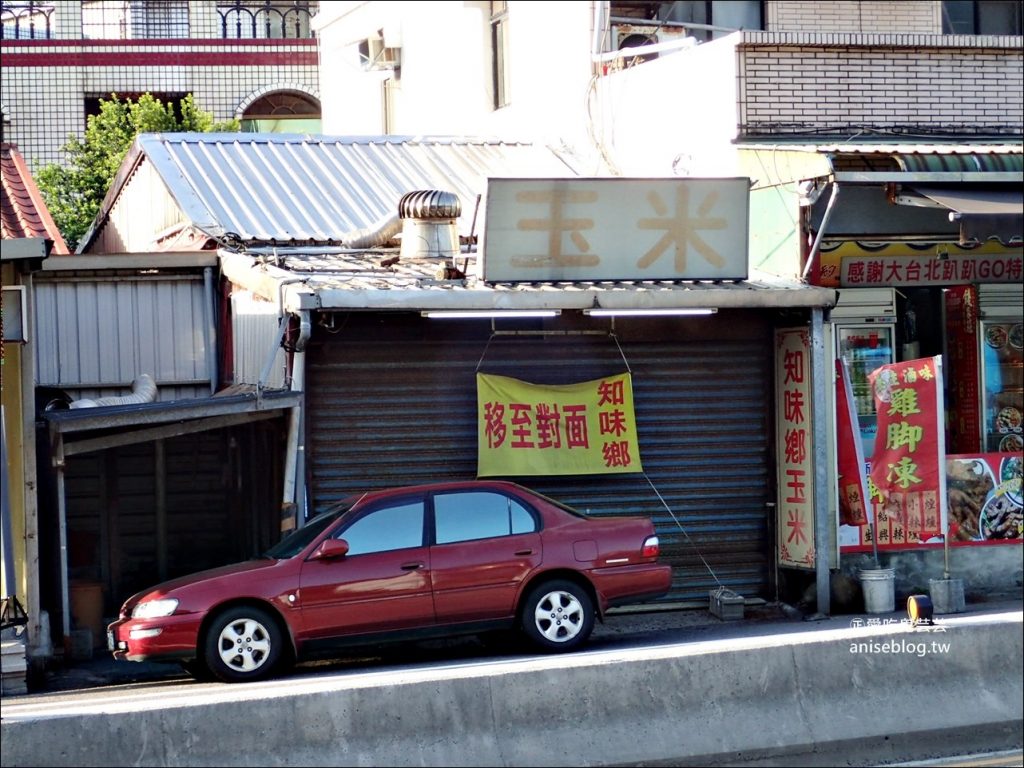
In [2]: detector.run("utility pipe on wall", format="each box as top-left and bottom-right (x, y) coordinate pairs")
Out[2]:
(802, 182), (840, 282)
(280, 310), (311, 533)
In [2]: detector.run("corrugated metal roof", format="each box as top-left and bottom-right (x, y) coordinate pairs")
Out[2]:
(220, 249), (839, 311)
(80, 133), (584, 252)
(736, 141), (1023, 170)
(0, 142), (69, 253)
(736, 142), (1023, 156)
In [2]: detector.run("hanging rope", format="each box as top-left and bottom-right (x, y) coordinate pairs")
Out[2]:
(644, 472), (724, 588)
(610, 331), (632, 373)
(474, 332), (496, 373)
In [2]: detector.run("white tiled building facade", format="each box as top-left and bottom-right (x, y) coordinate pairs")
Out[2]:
(1, 1), (321, 172)
(312, 1), (1022, 176)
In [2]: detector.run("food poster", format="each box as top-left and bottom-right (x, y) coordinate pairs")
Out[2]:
(980, 320), (1024, 454)
(866, 356), (947, 548)
(947, 454), (1023, 543)
(775, 328), (815, 569)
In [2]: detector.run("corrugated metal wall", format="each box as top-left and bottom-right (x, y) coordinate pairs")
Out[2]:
(231, 290), (287, 388)
(305, 312), (776, 603)
(33, 274), (212, 401)
(92, 159), (188, 253)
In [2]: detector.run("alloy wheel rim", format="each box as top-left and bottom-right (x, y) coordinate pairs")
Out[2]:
(217, 618), (272, 672)
(533, 590), (583, 642)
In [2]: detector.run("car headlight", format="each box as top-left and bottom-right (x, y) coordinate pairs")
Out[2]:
(131, 599), (179, 619)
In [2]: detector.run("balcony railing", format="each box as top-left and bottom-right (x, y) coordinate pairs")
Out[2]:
(218, 1), (316, 39)
(2, 1), (317, 41)
(1, 1), (54, 39)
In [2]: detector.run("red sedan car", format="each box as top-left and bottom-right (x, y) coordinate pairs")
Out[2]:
(108, 480), (671, 682)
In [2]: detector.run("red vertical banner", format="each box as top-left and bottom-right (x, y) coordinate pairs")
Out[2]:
(945, 285), (980, 454)
(836, 358), (869, 526)
(775, 328), (815, 569)
(867, 356), (947, 544)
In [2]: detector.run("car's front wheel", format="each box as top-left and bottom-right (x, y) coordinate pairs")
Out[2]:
(203, 606), (284, 683)
(521, 579), (594, 653)
(180, 657), (215, 682)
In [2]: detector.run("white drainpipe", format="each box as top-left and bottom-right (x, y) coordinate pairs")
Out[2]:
(280, 310), (311, 533)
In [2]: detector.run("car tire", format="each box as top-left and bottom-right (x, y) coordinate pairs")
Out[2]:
(520, 579), (594, 653)
(180, 658), (216, 682)
(203, 605), (283, 683)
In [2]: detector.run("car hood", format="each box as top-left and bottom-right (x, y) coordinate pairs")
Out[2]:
(126, 558), (281, 605)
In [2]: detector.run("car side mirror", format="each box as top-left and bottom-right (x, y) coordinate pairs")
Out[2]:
(311, 538), (349, 561)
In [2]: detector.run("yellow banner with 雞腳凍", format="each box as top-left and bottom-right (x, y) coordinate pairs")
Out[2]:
(477, 372), (643, 477)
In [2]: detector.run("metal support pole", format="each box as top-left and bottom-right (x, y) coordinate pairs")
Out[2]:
(54, 436), (71, 644)
(812, 308), (832, 615)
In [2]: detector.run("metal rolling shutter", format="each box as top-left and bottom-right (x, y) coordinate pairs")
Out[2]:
(307, 318), (774, 603)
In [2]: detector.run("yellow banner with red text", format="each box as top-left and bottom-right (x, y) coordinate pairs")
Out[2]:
(477, 373), (643, 477)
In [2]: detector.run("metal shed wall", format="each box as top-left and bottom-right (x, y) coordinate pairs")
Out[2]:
(32, 274), (212, 402)
(305, 311), (776, 603)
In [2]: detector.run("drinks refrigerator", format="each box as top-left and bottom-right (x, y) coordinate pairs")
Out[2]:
(979, 319), (1024, 454)
(837, 325), (897, 463)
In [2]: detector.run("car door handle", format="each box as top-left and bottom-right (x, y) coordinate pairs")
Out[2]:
(401, 561), (424, 571)
(514, 549), (534, 556)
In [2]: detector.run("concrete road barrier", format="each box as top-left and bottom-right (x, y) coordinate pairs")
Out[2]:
(2, 610), (1021, 766)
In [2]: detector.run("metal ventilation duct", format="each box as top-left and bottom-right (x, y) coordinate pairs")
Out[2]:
(398, 190), (462, 260)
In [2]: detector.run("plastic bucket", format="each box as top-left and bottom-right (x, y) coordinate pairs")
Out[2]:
(859, 568), (896, 614)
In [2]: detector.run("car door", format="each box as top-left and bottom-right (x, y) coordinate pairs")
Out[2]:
(428, 489), (542, 623)
(298, 496), (434, 640)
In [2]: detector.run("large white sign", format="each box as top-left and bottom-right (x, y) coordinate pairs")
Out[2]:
(482, 178), (749, 282)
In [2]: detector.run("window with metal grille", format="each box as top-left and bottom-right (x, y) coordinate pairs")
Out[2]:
(240, 90), (321, 133)
(81, 0), (190, 39)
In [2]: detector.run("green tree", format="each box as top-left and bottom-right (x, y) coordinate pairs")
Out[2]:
(36, 93), (238, 251)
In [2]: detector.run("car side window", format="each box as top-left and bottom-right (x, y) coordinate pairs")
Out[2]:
(336, 501), (425, 555)
(434, 491), (537, 545)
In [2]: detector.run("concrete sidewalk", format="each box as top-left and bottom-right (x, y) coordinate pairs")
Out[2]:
(2, 596), (1021, 766)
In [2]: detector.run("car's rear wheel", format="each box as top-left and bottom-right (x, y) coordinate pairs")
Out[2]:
(521, 579), (594, 652)
(203, 606), (283, 683)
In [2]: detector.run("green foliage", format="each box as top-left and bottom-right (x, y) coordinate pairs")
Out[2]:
(36, 93), (238, 251)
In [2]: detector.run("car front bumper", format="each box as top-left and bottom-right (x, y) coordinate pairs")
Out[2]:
(107, 613), (203, 663)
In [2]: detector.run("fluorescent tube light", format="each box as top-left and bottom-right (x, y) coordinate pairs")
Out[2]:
(421, 310), (561, 319)
(583, 308), (718, 317)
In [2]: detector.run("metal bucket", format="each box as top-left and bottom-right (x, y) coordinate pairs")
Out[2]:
(859, 568), (896, 614)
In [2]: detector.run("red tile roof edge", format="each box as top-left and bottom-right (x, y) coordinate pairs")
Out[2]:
(1, 142), (70, 254)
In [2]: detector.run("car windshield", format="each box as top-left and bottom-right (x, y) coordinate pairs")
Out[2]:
(261, 499), (356, 559)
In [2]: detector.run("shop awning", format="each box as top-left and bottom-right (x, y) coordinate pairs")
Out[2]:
(900, 185), (1023, 244)
(45, 390), (301, 456)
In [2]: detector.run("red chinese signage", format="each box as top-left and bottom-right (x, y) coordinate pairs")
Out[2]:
(944, 285), (981, 454)
(841, 254), (1023, 287)
(836, 359), (869, 526)
(866, 356), (947, 547)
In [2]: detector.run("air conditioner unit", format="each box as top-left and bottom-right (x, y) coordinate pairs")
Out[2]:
(612, 23), (688, 57)
(360, 36), (400, 71)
